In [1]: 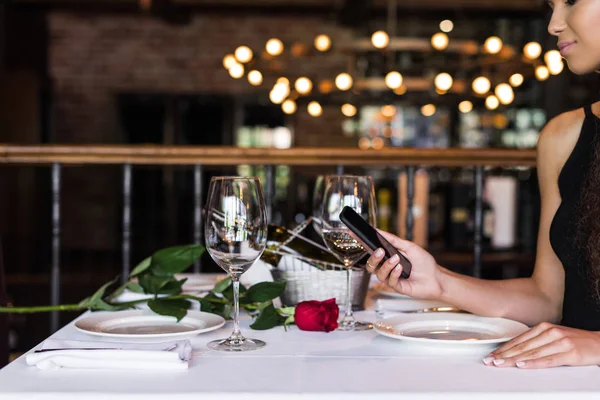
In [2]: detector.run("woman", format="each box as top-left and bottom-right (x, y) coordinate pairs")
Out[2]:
(367, 0), (600, 369)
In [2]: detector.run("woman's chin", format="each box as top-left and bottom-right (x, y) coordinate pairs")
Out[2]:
(565, 59), (598, 75)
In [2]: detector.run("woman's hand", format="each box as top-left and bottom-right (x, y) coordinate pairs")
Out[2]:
(484, 322), (600, 369)
(365, 230), (444, 300)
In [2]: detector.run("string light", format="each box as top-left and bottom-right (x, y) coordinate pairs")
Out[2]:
(341, 103), (357, 117)
(523, 42), (542, 60)
(282, 99), (297, 114)
(548, 59), (564, 75)
(358, 137), (371, 150)
(247, 70), (263, 86)
(440, 20), (454, 33)
(314, 34), (332, 52)
(222, 54), (237, 69)
(381, 105), (396, 118)
(459, 100), (473, 113)
(431, 33), (449, 51)
(472, 76), (491, 95)
(544, 50), (562, 66)
(434, 72), (453, 91)
(228, 63), (244, 79)
(234, 46), (253, 63)
(535, 65), (550, 81)
(295, 77), (313, 95)
(495, 83), (514, 105)
(371, 31), (390, 49)
(269, 89), (285, 104)
(421, 104), (436, 117)
(277, 77), (290, 86)
(394, 85), (407, 95)
(335, 73), (353, 91)
(307, 101), (322, 117)
(385, 71), (403, 89)
(265, 38), (284, 56)
(484, 36), (503, 54)
(509, 73), (524, 87)
(371, 137), (384, 150)
(485, 95), (499, 110)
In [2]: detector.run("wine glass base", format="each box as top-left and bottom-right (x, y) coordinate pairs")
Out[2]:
(208, 337), (266, 352)
(337, 320), (373, 331)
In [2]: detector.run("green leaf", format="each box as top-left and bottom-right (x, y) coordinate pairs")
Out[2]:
(250, 303), (286, 330)
(152, 245), (205, 275)
(92, 299), (129, 312)
(278, 306), (295, 316)
(199, 299), (215, 313)
(148, 298), (191, 322)
(138, 274), (173, 295)
(91, 279), (117, 305)
(126, 282), (144, 294)
(156, 278), (187, 295)
(212, 277), (231, 294)
(130, 256), (152, 278)
(245, 281), (286, 303)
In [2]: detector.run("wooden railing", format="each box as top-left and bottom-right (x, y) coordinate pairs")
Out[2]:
(0, 144), (538, 332)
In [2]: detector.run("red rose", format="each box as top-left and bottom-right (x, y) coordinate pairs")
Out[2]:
(294, 298), (339, 332)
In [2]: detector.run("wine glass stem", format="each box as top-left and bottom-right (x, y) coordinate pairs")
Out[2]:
(230, 278), (243, 341)
(344, 266), (354, 321)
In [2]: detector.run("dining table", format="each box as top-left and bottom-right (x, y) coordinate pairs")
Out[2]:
(1, 281), (600, 400)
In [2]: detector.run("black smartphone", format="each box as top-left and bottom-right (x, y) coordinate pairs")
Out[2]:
(339, 206), (412, 279)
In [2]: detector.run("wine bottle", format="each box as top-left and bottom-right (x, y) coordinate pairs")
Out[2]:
(260, 224), (341, 268)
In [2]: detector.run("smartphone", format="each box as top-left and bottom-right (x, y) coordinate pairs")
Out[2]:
(339, 206), (412, 279)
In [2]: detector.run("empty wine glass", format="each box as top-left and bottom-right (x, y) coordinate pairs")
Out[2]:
(204, 177), (268, 351)
(319, 175), (377, 331)
(312, 175), (325, 235)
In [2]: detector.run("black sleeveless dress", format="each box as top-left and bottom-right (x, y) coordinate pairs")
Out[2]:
(549, 104), (600, 330)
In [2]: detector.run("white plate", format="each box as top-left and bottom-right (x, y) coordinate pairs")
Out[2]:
(375, 313), (529, 346)
(75, 310), (225, 341)
(176, 273), (226, 293)
(372, 283), (411, 299)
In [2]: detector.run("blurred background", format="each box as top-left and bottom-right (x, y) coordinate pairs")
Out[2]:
(1, 0), (599, 354)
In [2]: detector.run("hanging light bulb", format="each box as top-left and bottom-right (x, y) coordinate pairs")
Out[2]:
(282, 99), (297, 114)
(335, 73), (353, 91)
(265, 38), (284, 56)
(459, 100), (473, 113)
(247, 70), (263, 86)
(381, 105), (396, 118)
(544, 50), (562, 66)
(485, 95), (500, 110)
(222, 54), (237, 69)
(431, 32), (449, 51)
(472, 76), (491, 95)
(394, 85), (407, 95)
(295, 77), (313, 95)
(371, 31), (390, 49)
(434, 72), (453, 91)
(509, 73), (524, 87)
(548, 59), (564, 75)
(269, 89), (285, 104)
(523, 42), (542, 60)
(421, 104), (436, 117)
(341, 103), (357, 117)
(314, 34), (332, 52)
(234, 46), (253, 63)
(307, 101), (322, 117)
(440, 20), (454, 33)
(228, 63), (244, 79)
(273, 82), (290, 97)
(385, 71), (403, 89)
(318, 80), (334, 94)
(277, 77), (290, 86)
(535, 65), (550, 81)
(484, 36), (503, 54)
(495, 83), (514, 105)
(358, 137), (371, 150)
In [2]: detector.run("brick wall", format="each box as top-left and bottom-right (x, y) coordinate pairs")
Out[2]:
(48, 12), (357, 251)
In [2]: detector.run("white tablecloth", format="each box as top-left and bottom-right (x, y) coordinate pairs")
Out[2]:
(1, 295), (600, 399)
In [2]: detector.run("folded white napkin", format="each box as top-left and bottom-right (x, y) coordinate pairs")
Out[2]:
(26, 339), (192, 371)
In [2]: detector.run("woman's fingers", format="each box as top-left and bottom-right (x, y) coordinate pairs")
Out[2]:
(375, 254), (400, 284)
(484, 323), (559, 365)
(365, 248), (385, 273)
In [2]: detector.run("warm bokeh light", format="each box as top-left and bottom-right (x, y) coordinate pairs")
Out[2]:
(484, 36), (503, 54)
(314, 34), (332, 52)
(523, 42), (542, 60)
(247, 70), (263, 86)
(385, 71), (403, 89)
(282, 99), (297, 114)
(485, 95), (500, 110)
(472, 76), (491, 95)
(307, 101), (323, 117)
(277, 77), (290, 86)
(548, 59), (564, 75)
(421, 104), (436, 117)
(544, 50), (562, 66)
(265, 38), (284, 56)
(495, 83), (514, 105)
(222, 54), (237, 69)
(228, 63), (244, 79)
(295, 77), (313, 94)
(440, 20), (454, 33)
(371, 137), (384, 150)
(509, 73), (524, 87)
(535, 65), (550, 81)
(458, 100), (473, 113)
(394, 85), (407, 95)
(319, 80), (334, 94)
(358, 137), (371, 150)
(269, 89), (285, 104)
(234, 46), (253, 63)
(434, 72), (453, 91)
(381, 105), (396, 118)
(371, 30), (390, 49)
(431, 32), (449, 51)
(335, 73), (353, 91)
(341, 103), (357, 117)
